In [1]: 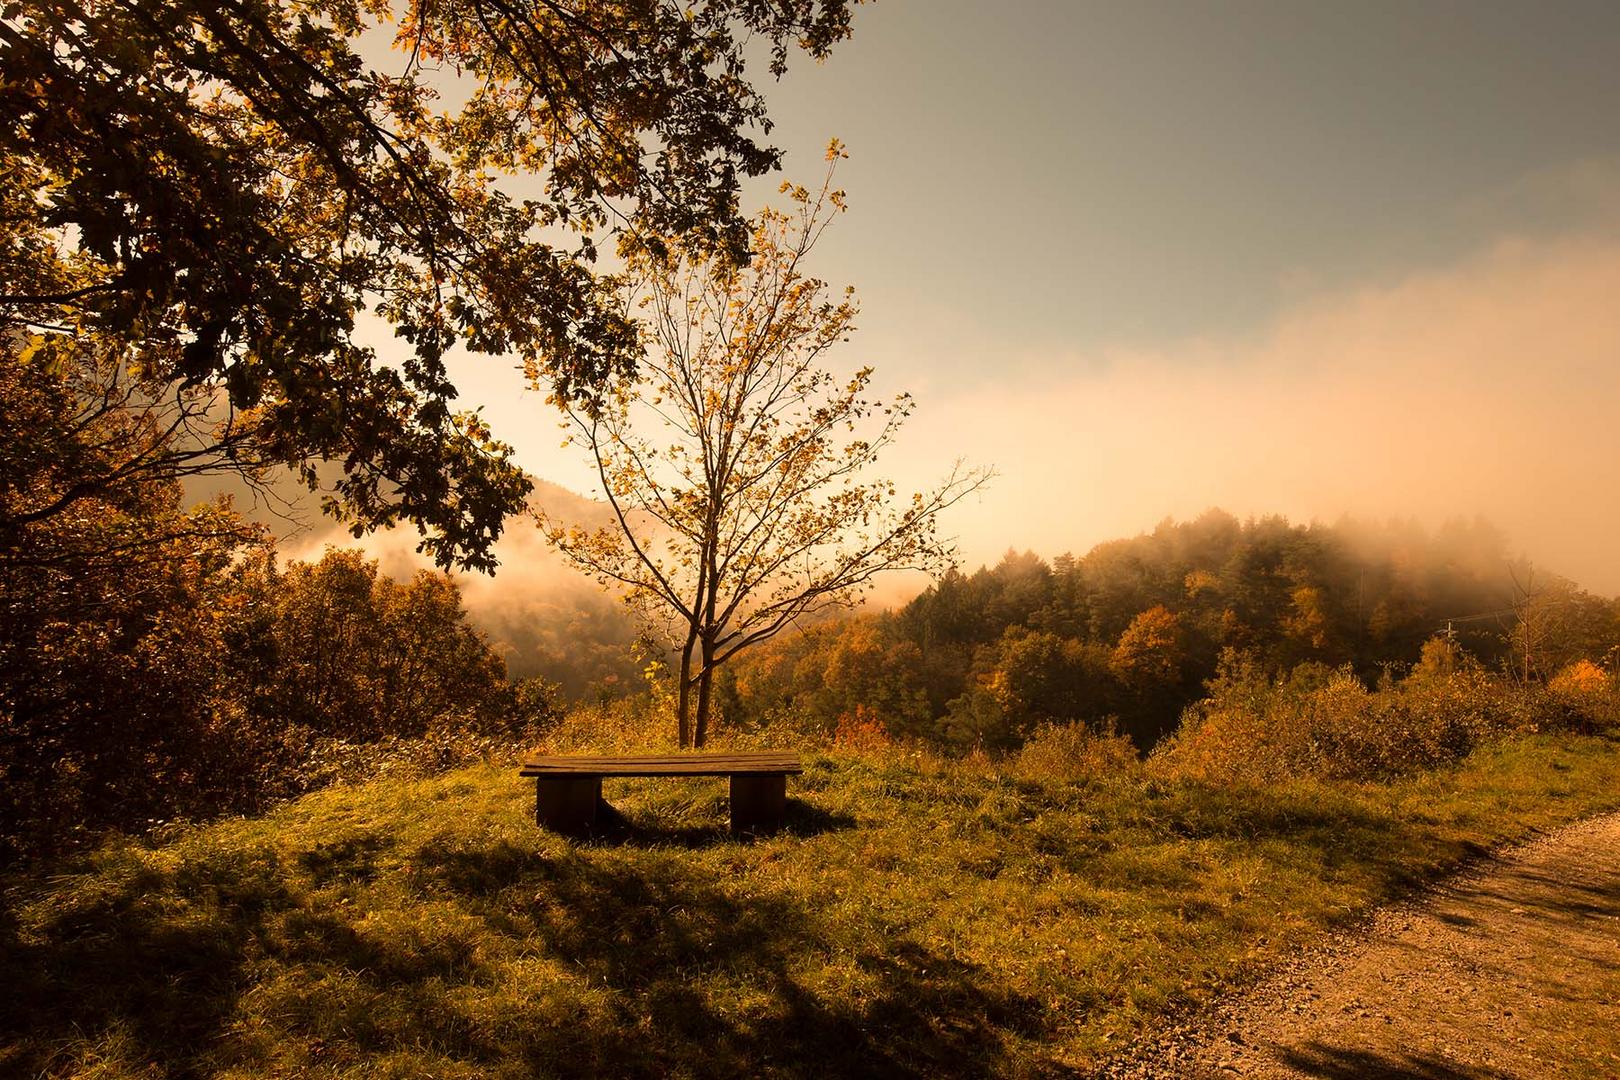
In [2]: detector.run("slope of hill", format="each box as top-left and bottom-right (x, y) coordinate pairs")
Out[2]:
(4, 729), (1618, 1077)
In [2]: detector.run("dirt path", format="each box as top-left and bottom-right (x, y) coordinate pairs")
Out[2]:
(1103, 813), (1620, 1080)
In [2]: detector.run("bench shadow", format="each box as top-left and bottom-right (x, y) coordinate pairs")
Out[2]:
(575, 797), (857, 848)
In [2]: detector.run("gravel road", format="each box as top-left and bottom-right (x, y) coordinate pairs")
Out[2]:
(1101, 812), (1620, 1079)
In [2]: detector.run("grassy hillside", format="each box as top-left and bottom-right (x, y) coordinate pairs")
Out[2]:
(4, 731), (1620, 1078)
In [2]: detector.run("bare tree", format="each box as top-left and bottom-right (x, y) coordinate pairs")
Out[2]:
(539, 146), (990, 747)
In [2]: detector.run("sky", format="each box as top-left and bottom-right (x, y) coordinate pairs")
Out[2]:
(357, 1), (1620, 594)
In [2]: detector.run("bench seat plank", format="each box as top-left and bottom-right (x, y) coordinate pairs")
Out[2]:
(520, 752), (802, 778)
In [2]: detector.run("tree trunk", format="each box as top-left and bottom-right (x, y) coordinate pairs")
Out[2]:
(676, 631), (697, 748)
(693, 638), (717, 748)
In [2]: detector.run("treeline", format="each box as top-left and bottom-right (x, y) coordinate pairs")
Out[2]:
(0, 407), (556, 859)
(0, 343), (560, 859)
(0, 530), (555, 859)
(716, 511), (1620, 748)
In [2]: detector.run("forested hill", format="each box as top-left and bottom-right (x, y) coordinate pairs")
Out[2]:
(907, 511), (1524, 670)
(718, 510), (1620, 748)
(283, 503), (1619, 747)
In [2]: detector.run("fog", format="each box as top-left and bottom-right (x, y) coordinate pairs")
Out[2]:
(897, 219), (1620, 594)
(280, 480), (933, 691)
(279, 481), (642, 695)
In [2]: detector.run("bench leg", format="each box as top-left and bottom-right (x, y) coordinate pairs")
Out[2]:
(729, 774), (787, 832)
(535, 776), (602, 834)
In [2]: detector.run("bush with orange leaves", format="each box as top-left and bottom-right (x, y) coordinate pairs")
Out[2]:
(1550, 658), (1608, 693)
(833, 704), (894, 752)
(1548, 659), (1619, 732)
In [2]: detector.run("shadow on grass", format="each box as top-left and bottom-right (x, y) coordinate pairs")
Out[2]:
(1, 808), (1047, 1079)
(1276, 1041), (1517, 1079)
(298, 831), (392, 885)
(1135, 782), (1498, 898)
(0, 851), (291, 1073)
(490, 854), (1048, 1078)
(575, 796), (859, 848)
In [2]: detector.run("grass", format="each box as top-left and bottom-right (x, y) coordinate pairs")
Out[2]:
(3, 730), (1620, 1078)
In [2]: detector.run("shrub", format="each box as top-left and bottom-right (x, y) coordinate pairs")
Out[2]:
(1548, 660), (1619, 732)
(834, 704), (894, 751)
(0, 490), (265, 858)
(1151, 651), (1295, 784)
(535, 694), (681, 754)
(1014, 720), (1140, 783)
(1152, 648), (1587, 785)
(1551, 658), (1609, 693)
(0, 532), (554, 859)
(226, 549), (513, 742)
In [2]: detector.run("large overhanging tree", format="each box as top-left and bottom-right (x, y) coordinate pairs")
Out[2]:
(542, 147), (990, 747)
(0, 0), (857, 570)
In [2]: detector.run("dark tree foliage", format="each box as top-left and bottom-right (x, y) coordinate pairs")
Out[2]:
(225, 547), (518, 742)
(0, 347), (554, 857)
(0, 349), (263, 856)
(0, 0), (857, 569)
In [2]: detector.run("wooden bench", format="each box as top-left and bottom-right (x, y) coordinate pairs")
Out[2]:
(519, 752), (804, 834)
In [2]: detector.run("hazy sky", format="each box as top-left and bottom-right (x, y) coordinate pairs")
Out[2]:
(396, 2), (1620, 591)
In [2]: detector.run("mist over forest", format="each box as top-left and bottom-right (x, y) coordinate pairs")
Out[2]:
(294, 494), (1618, 748)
